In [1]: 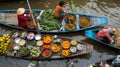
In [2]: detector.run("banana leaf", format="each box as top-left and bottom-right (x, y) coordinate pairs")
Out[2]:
(69, 0), (76, 12)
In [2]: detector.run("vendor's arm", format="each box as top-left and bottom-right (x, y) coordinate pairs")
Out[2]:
(60, 7), (66, 13)
(106, 33), (113, 44)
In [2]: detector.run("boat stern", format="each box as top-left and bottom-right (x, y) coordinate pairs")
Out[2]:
(101, 17), (108, 24)
(85, 30), (95, 39)
(112, 55), (120, 65)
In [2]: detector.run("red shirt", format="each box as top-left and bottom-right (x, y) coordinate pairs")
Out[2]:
(96, 28), (111, 40)
(17, 12), (30, 28)
(99, 62), (104, 67)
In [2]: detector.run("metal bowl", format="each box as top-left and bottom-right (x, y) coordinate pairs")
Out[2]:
(35, 34), (41, 40)
(70, 46), (77, 53)
(76, 44), (84, 50)
(19, 39), (26, 46)
(36, 40), (43, 47)
(70, 40), (78, 46)
(14, 37), (21, 44)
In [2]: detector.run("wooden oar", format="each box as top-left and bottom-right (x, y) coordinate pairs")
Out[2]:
(64, 6), (73, 29)
(26, 0), (40, 34)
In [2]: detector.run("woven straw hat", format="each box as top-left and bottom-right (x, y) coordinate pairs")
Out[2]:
(17, 8), (25, 15)
(112, 28), (117, 34)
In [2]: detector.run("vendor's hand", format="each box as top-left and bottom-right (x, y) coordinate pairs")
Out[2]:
(112, 39), (114, 43)
(28, 12), (32, 16)
(63, 5), (66, 8)
(110, 39), (114, 44)
(29, 12), (33, 14)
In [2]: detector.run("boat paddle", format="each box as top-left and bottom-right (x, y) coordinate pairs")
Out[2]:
(65, 6), (76, 31)
(65, 6), (72, 27)
(26, 0), (40, 34)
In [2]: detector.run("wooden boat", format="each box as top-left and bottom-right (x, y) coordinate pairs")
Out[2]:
(0, 9), (108, 33)
(89, 57), (115, 67)
(112, 55), (120, 64)
(0, 31), (93, 60)
(112, 55), (120, 67)
(85, 28), (120, 50)
(0, 0), (17, 1)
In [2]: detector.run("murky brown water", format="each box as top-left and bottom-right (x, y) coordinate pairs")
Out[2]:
(0, 0), (120, 67)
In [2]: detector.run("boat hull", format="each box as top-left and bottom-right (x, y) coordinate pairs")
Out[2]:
(85, 28), (120, 50)
(0, 9), (108, 33)
(2, 36), (93, 60)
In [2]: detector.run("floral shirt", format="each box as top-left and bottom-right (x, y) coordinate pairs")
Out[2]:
(96, 28), (111, 40)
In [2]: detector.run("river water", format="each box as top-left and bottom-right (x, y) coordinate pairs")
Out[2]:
(0, 0), (120, 67)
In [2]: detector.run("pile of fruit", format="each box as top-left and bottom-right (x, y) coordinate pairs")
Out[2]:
(43, 35), (53, 43)
(0, 34), (10, 54)
(51, 44), (60, 53)
(62, 40), (71, 49)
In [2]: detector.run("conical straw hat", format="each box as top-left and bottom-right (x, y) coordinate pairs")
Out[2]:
(112, 28), (117, 34)
(17, 8), (25, 15)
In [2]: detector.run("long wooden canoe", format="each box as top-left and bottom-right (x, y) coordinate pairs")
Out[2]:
(0, 9), (108, 33)
(89, 57), (115, 67)
(0, 0), (13, 1)
(85, 28), (120, 50)
(0, 32), (93, 60)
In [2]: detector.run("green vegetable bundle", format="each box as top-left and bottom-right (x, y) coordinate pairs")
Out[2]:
(18, 46), (29, 57)
(40, 9), (61, 31)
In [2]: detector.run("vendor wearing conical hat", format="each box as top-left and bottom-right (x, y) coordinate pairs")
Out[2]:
(17, 8), (30, 28)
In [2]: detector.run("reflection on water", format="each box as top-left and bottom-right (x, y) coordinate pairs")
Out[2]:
(0, 0), (120, 67)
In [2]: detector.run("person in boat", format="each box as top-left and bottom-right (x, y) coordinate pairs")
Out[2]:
(17, 8), (40, 33)
(99, 62), (105, 67)
(96, 27), (116, 44)
(54, 1), (67, 22)
(17, 8), (31, 28)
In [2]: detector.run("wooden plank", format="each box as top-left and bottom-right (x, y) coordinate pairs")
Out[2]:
(0, 13), (18, 25)
(0, 13), (5, 21)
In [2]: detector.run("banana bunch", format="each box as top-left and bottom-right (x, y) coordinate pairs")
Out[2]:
(0, 34), (10, 54)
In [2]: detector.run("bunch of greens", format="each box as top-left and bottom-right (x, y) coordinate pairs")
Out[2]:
(26, 40), (36, 46)
(40, 9), (61, 31)
(18, 46), (29, 56)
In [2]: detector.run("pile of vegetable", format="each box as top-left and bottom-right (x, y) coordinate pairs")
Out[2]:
(40, 9), (61, 31)
(18, 46), (29, 56)
(30, 47), (41, 58)
(42, 49), (51, 58)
